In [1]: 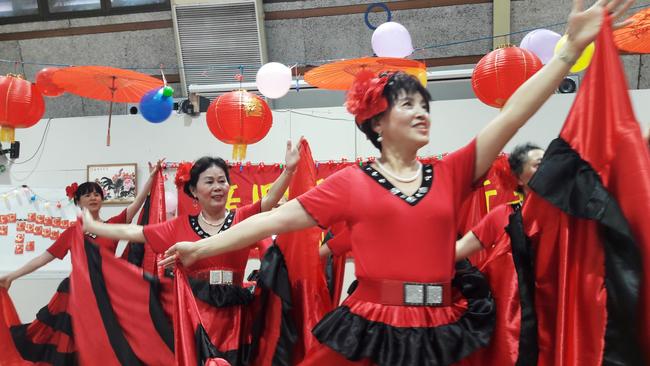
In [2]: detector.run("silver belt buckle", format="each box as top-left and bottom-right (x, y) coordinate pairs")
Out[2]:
(209, 270), (233, 285)
(404, 283), (444, 306)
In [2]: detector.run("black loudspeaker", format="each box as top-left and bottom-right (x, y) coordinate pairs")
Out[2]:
(10, 141), (19, 159)
(558, 76), (579, 94)
(0, 141), (19, 159)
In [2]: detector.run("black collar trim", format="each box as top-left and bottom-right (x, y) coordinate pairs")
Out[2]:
(361, 163), (433, 206)
(188, 210), (236, 238)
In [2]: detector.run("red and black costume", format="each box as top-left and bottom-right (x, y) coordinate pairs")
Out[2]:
(296, 140), (496, 365)
(143, 202), (263, 366)
(0, 209), (126, 366)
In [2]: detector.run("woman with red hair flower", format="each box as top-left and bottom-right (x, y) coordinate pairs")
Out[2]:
(81, 144), (300, 366)
(0, 161), (163, 366)
(96, 1), (632, 364)
(148, 1), (632, 365)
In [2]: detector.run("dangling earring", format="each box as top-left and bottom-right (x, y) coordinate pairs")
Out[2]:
(377, 132), (383, 142)
(192, 198), (199, 208)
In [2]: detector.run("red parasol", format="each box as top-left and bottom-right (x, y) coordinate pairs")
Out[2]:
(304, 57), (426, 90)
(52, 66), (163, 145)
(614, 8), (650, 53)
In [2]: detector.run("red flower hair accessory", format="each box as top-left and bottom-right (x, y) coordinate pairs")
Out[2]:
(174, 162), (193, 188)
(65, 182), (78, 200)
(487, 154), (519, 192)
(345, 70), (391, 125)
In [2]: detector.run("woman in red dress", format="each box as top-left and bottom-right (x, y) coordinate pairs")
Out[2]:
(154, 2), (632, 365)
(82, 142), (300, 365)
(0, 162), (162, 365)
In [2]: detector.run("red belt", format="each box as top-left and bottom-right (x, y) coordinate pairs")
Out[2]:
(190, 269), (244, 286)
(353, 277), (452, 307)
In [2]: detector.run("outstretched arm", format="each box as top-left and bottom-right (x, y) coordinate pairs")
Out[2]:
(260, 140), (300, 212)
(125, 159), (164, 222)
(0, 251), (56, 289)
(473, 0), (632, 181)
(160, 199), (316, 267)
(83, 209), (146, 243)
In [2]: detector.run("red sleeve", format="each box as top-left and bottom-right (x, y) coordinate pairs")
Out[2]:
(143, 218), (179, 254)
(443, 139), (477, 207)
(326, 222), (351, 256)
(471, 204), (512, 249)
(296, 167), (352, 228)
(46, 226), (77, 259)
(234, 200), (262, 222)
(107, 209), (127, 224)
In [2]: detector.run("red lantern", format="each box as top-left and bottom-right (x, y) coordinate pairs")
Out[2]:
(35, 68), (64, 97)
(471, 46), (543, 108)
(206, 90), (272, 160)
(0, 74), (45, 142)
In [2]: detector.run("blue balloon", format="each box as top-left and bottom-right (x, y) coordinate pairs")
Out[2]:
(139, 88), (173, 123)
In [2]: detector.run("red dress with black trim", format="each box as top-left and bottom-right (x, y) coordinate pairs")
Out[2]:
(0, 209), (127, 366)
(297, 140), (495, 366)
(143, 201), (262, 366)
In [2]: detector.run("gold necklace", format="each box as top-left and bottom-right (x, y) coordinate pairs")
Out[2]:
(199, 211), (227, 227)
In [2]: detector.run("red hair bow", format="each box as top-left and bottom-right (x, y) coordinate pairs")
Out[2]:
(345, 70), (391, 125)
(174, 162), (193, 188)
(65, 182), (78, 200)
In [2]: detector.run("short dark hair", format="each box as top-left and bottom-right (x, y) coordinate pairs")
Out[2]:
(509, 142), (543, 177)
(357, 72), (432, 151)
(74, 182), (104, 205)
(183, 156), (230, 198)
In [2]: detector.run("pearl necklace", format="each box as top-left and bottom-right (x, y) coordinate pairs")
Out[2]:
(199, 211), (228, 227)
(374, 160), (422, 183)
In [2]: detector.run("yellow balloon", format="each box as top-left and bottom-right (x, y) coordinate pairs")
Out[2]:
(404, 67), (427, 87)
(554, 35), (595, 73)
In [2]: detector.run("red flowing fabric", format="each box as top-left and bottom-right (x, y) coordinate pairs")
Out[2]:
(525, 15), (650, 365)
(145, 169), (168, 274)
(275, 139), (333, 363)
(0, 288), (28, 365)
(173, 266), (206, 366)
(69, 224), (175, 365)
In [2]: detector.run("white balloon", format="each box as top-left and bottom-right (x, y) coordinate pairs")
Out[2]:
(256, 62), (293, 99)
(371, 22), (414, 58)
(164, 190), (178, 214)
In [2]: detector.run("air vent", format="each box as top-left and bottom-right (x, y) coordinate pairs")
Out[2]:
(172, 0), (266, 99)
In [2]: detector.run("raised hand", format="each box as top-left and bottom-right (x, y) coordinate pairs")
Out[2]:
(284, 139), (301, 173)
(565, 0), (633, 52)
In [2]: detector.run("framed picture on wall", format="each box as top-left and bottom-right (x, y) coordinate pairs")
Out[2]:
(87, 163), (137, 204)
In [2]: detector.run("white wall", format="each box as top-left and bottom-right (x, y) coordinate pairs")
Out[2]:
(3, 91), (650, 320)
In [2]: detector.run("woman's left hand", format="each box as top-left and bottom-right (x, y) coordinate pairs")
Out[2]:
(148, 158), (166, 176)
(284, 139), (300, 173)
(564, 0), (633, 54)
(159, 241), (199, 268)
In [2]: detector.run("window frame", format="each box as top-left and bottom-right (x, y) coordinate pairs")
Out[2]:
(0, 0), (170, 25)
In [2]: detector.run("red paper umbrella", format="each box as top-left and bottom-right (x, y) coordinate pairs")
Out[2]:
(206, 90), (273, 160)
(472, 46), (543, 108)
(0, 74), (45, 142)
(304, 57), (426, 90)
(614, 8), (650, 53)
(51, 66), (163, 145)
